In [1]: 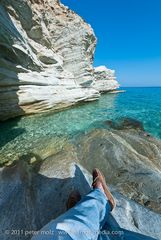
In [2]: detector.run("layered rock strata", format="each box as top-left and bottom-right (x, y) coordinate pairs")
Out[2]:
(93, 66), (119, 92)
(0, 0), (119, 121)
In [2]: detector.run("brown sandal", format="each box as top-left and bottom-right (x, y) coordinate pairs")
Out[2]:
(66, 190), (81, 210)
(92, 168), (116, 211)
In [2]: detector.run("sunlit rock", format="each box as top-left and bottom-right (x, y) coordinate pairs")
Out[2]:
(93, 66), (120, 92)
(76, 125), (161, 214)
(0, 0), (119, 120)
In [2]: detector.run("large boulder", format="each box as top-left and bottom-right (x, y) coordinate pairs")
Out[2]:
(76, 127), (161, 214)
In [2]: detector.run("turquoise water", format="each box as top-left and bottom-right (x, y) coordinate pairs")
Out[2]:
(0, 87), (161, 164)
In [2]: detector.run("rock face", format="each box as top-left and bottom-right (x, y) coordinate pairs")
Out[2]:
(76, 126), (161, 214)
(0, 0), (119, 121)
(1, 123), (161, 240)
(0, 157), (161, 240)
(93, 66), (120, 92)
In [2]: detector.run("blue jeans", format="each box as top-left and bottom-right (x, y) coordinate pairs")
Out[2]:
(31, 189), (156, 240)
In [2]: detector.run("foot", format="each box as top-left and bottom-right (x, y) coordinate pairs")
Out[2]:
(66, 190), (81, 210)
(92, 168), (116, 211)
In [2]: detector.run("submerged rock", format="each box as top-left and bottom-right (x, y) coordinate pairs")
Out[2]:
(105, 117), (144, 131)
(0, 0), (119, 121)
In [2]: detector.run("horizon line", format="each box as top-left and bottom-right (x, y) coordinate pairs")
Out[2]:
(120, 86), (161, 88)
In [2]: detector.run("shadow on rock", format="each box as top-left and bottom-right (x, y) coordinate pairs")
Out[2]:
(0, 154), (91, 240)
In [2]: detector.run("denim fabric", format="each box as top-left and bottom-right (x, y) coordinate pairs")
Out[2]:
(31, 189), (110, 240)
(31, 188), (156, 240)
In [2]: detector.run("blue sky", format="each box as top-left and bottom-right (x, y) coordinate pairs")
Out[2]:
(61, 0), (161, 87)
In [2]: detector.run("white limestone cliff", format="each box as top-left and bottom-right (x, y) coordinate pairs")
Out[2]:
(0, 0), (119, 120)
(93, 66), (120, 92)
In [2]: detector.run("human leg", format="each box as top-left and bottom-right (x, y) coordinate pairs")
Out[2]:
(31, 169), (115, 240)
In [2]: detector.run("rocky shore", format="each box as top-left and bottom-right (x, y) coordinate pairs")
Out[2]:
(0, 0), (119, 121)
(0, 119), (161, 240)
(0, 1), (161, 240)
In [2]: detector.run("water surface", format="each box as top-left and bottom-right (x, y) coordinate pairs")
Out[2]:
(0, 87), (161, 164)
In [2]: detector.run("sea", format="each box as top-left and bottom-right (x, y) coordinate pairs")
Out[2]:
(0, 87), (161, 164)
